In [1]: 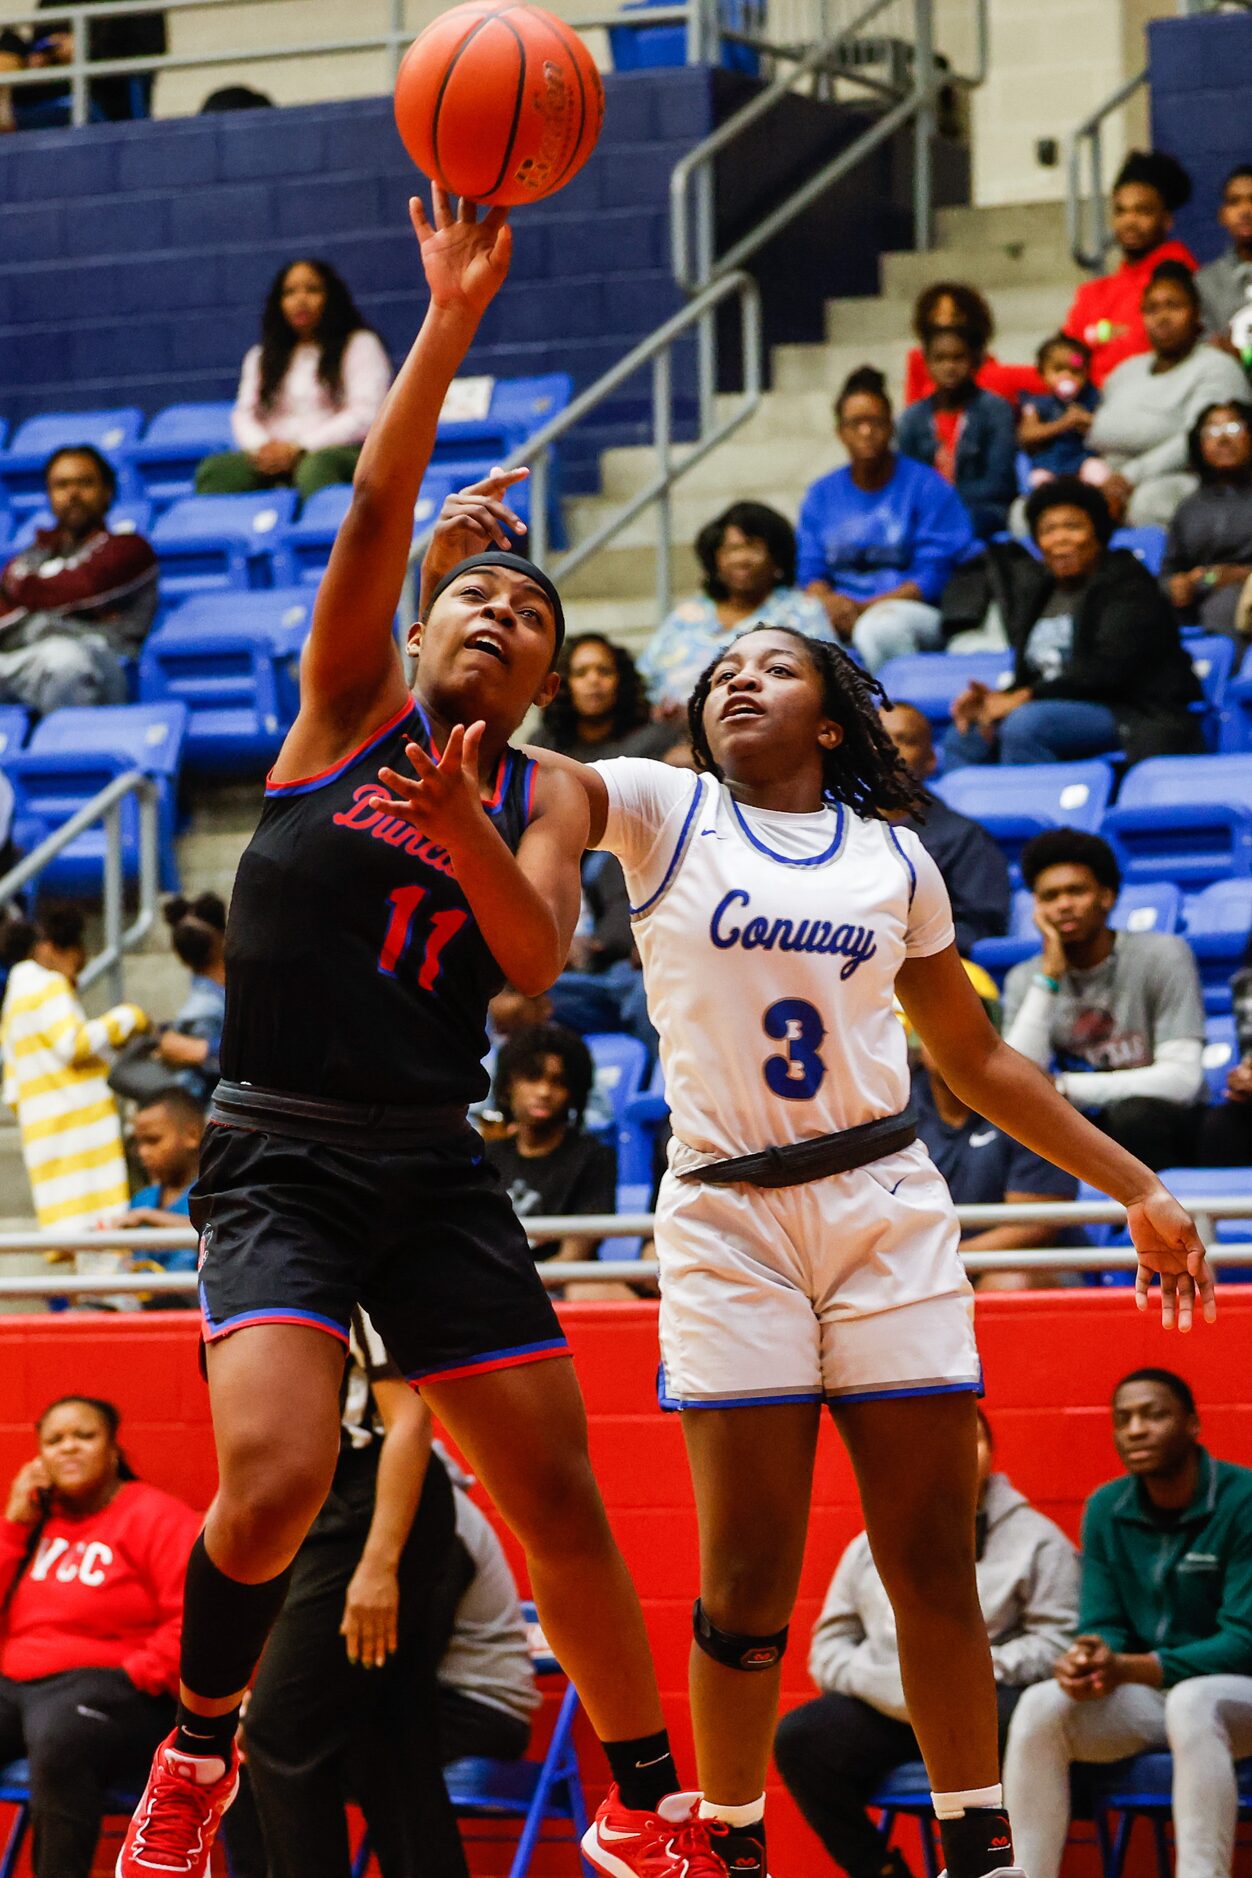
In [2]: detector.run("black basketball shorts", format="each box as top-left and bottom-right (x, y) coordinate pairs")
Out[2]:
(192, 1085), (568, 1386)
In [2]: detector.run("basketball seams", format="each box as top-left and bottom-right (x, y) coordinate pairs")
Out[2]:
(489, 6), (531, 201)
(431, 6), (525, 197)
(535, 12), (588, 191)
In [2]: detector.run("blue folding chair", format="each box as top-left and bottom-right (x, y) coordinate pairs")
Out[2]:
(1202, 1013), (1239, 1104)
(0, 708), (29, 766)
(351, 1602), (592, 1878)
(1101, 755), (1252, 888)
(8, 500), (154, 555)
(139, 590), (313, 774)
(151, 492), (298, 600)
(1109, 526), (1167, 576)
(1182, 878), (1252, 1015)
(875, 652), (1015, 736)
(125, 402), (237, 512)
(8, 703), (187, 892)
(1089, 1750), (1252, 1878)
(0, 409), (143, 517)
(868, 1761), (941, 1878)
(932, 761), (1114, 885)
(1187, 634), (1237, 749)
(972, 882), (1182, 981)
(1219, 659), (1252, 754)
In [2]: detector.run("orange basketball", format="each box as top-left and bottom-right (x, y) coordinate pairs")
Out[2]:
(395, 1), (605, 208)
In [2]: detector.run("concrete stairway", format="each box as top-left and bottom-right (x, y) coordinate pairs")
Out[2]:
(561, 199), (1084, 653)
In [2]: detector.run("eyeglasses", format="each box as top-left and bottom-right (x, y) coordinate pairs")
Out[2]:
(1203, 420), (1247, 439)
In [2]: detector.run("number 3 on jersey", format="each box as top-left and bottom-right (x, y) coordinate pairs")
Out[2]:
(378, 885), (468, 988)
(763, 997), (827, 1100)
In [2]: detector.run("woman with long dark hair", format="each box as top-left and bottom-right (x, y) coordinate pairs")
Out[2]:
(0, 1396), (199, 1878)
(196, 258), (391, 501)
(530, 634), (672, 762)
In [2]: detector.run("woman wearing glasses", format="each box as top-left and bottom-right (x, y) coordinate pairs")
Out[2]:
(1163, 400), (1252, 649)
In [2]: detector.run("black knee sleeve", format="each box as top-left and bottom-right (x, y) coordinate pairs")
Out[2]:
(180, 1534), (294, 1701)
(693, 1597), (788, 1672)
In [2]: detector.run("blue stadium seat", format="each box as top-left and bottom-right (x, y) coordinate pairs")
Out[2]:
(151, 491), (298, 600)
(125, 401), (237, 512)
(0, 408), (143, 517)
(1218, 661), (1252, 754)
(139, 589), (313, 774)
(972, 882), (1182, 980)
(931, 760), (1114, 884)
(1109, 526), (1167, 576)
(1183, 879), (1252, 1015)
(434, 374), (572, 465)
(619, 1057), (668, 1188)
(1187, 633), (1237, 749)
(8, 500), (153, 555)
(0, 709), (29, 765)
(268, 483), (353, 586)
(585, 1032), (649, 1144)
(876, 652), (1016, 736)
(1202, 1014), (1239, 1104)
(597, 1181), (654, 1263)
(1101, 755), (1252, 888)
(608, 0), (760, 72)
(7, 703), (187, 892)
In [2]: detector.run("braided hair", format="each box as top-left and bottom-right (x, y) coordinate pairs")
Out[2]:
(686, 627), (927, 821)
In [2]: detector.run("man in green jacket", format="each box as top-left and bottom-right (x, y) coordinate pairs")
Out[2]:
(1003, 1367), (1252, 1878)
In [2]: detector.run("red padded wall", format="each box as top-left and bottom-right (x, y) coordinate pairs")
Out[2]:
(1, 1291), (1250, 1875)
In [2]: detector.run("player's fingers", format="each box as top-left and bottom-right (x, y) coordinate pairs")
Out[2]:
(374, 765), (422, 799)
(458, 193), (478, 224)
(464, 464), (529, 499)
(431, 183), (453, 230)
(483, 204), (510, 239)
(1159, 1269), (1177, 1331)
(1190, 1249), (1219, 1324)
(1134, 1262), (1151, 1312)
(402, 738), (440, 780)
(409, 194), (432, 241)
(490, 218), (513, 270)
(462, 719), (485, 776)
(439, 723), (466, 772)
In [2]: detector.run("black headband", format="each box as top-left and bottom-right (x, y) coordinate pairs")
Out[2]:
(425, 551), (565, 654)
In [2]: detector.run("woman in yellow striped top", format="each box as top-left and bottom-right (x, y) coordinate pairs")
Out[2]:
(0, 906), (150, 1236)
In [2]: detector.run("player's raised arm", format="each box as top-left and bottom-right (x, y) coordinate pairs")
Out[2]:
(294, 192), (512, 752)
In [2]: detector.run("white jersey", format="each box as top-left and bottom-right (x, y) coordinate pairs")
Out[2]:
(596, 758), (955, 1160)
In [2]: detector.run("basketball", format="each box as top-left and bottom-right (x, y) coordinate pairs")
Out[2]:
(394, 2), (605, 208)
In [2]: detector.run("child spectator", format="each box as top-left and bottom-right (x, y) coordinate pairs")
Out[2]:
(196, 260), (391, 502)
(1065, 149), (1197, 386)
(529, 633), (672, 762)
(122, 1088), (205, 1281)
(1003, 830), (1205, 1170)
(638, 502), (833, 716)
(1197, 164), (1252, 348)
(1019, 334), (1102, 484)
(903, 282), (1044, 409)
(151, 891), (226, 1101)
(0, 1395), (200, 1878)
(797, 366), (975, 671)
(776, 1407), (1076, 1878)
(0, 906), (149, 1239)
(1005, 1370), (1252, 1878)
(485, 1024), (617, 1268)
(1162, 399), (1252, 644)
(0, 446), (157, 715)
(895, 325), (1018, 538)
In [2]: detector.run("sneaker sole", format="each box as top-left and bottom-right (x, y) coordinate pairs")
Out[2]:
(581, 1826), (655, 1878)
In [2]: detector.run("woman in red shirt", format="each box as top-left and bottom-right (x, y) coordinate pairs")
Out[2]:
(0, 1396), (200, 1878)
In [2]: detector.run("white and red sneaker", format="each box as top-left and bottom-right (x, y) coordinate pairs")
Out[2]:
(115, 1732), (239, 1876)
(582, 1787), (727, 1876)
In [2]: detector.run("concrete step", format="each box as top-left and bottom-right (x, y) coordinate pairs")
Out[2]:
(596, 434), (828, 502)
(823, 281), (1076, 347)
(558, 540), (702, 603)
(935, 199), (1070, 249)
(882, 240), (1081, 297)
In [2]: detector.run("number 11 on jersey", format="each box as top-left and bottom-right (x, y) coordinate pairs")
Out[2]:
(378, 885), (468, 989)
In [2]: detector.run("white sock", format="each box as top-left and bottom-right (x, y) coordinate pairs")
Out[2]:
(699, 1796), (765, 1829)
(930, 1784), (1004, 1820)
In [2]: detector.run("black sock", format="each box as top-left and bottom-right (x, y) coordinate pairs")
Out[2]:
(938, 1808), (1014, 1878)
(173, 1705), (240, 1765)
(179, 1533), (293, 1701)
(712, 1821), (767, 1875)
(603, 1729), (679, 1812)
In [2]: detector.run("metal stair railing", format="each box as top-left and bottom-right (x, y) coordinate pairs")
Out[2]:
(0, 771), (161, 1005)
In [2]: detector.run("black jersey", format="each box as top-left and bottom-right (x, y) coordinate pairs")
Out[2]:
(220, 698), (538, 1107)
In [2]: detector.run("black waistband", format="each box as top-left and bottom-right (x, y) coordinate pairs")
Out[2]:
(679, 1106), (917, 1190)
(209, 1080), (470, 1147)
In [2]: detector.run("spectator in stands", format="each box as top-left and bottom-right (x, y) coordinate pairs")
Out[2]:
(1197, 165), (1252, 348)
(911, 960), (1082, 1292)
(121, 1088), (204, 1288)
(1003, 831), (1205, 1170)
(895, 325), (1018, 538)
(1065, 149), (1197, 387)
(1086, 263), (1250, 529)
(639, 503), (832, 716)
(485, 1024), (617, 1270)
(1018, 334), (1102, 486)
(903, 282), (1044, 409)
(776, 1405), (1077, 1878)
(530, 633), (672, 761)
(1005, 1369), (1252, 1878)
(1162, 399), (1252, 645)
(879, 702), (1010, 953)
(942, 480), (1203, 770)
(0, 1395), (199, 1878)
(0, 0), (165, 127)
(152, 891), (226, 1101)
(196, 259), (391, 502)
(0, 906), (149, 1238)
(1191, 957), (1252, 1167)
(0, 445), (157, 714)
(798, 366), (975, 672)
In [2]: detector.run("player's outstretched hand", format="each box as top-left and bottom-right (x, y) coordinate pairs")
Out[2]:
(412, 186), (511, 320)
(433, 466), (530, 567)
(373, 721), (488, 846)
(1128, 1183), (1217, 1331)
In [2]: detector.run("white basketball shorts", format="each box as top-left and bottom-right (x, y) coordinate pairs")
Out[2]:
(654, 1138), (980, 1409)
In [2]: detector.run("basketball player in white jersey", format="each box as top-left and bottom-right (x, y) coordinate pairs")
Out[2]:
(378, 480), (1215, 1878)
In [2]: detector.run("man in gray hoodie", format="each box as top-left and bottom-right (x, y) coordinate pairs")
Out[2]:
(775, 1411), (1077, 1878)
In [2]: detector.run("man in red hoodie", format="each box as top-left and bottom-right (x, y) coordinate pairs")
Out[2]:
(1066, 150), (1197, 387)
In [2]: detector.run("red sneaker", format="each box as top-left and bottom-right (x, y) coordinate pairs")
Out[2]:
(582, 1787), (727, 1876)
(115, 1732), (239, 1876)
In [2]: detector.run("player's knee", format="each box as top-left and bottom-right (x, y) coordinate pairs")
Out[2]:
(501, 1447), (613, 1558)
(699, 1548), (795, 1634)
(871, 1511), (974, 1613)
(213, 1443), (334, 1563)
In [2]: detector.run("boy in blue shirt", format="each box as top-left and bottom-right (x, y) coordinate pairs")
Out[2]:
(123, 1086), (205, 1271)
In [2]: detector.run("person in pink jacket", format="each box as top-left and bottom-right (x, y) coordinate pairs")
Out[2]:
(0, 1395), (200, 1878)
(196, 258), (392, 503)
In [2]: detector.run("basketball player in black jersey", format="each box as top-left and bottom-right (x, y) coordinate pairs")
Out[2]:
(118, 192), (721, 1878)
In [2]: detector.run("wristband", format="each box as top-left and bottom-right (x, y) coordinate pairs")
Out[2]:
(1033, 973), (1059, 993)
(1200, 567), (1219, 590)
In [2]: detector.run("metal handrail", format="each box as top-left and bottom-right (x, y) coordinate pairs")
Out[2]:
(1064, 68), (1148, 274)
(0, 768), (161, 1004)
